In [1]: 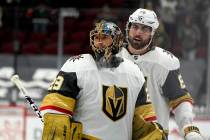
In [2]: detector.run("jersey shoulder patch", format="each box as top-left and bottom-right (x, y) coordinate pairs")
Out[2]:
(61, 54), (97, 72)
(151, 47), (180, 70)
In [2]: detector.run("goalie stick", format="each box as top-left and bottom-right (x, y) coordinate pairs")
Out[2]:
(11, 74), (44, 122)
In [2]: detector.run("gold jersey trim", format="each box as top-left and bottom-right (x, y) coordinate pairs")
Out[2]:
(169, 93), (193, 109)
(135, 104), (156, 120)
(41, 93), (76, 113)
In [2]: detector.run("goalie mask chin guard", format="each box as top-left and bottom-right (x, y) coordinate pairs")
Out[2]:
(90, 20), (123, 62)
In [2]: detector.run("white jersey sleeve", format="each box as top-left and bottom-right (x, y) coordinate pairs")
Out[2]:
(61, 54), (97, 73)
(118, 46), (193, 130)
(40, 54), (96, 116)
(155, 48), (193, 109)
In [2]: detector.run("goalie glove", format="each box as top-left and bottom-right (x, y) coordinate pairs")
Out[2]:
(140, 122), (168, 140)
(133, 115), (168, 140)
(184, 125), (203, 140)
(42, 113), (83, 140)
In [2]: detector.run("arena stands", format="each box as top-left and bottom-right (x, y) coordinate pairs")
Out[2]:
(0, 0), (209, 139)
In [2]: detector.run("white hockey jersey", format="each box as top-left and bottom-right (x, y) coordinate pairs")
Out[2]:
(41, 54), (154, 140)
(118, 47), (193, 130)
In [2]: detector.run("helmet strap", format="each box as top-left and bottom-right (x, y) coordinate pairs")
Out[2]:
(128, 35), (153, 55)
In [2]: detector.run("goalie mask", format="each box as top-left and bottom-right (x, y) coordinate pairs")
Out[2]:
(90, 21), (123, 62)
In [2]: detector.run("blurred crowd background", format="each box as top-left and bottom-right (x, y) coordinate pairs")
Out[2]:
(0, 0), (209, 114)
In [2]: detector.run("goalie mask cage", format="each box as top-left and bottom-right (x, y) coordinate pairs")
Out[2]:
(0, 105), (26, 140)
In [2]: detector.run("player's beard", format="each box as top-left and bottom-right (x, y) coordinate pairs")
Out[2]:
(128, 35), (151, 50)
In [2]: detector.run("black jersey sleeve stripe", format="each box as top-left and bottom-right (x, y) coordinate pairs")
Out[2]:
(135, 82), (151, 107)
(162, 69), (190, 101)
(48, 71), (80, 100)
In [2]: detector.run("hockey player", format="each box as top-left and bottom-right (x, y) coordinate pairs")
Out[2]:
(117, 8), (203, 140)
(40, 21), (167, 140)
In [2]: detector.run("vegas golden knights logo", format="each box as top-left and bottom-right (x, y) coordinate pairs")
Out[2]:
(102, 85), (127, 121)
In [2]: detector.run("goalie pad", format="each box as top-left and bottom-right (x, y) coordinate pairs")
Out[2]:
(132, 114), (167, 140)
(42, 113), (82, 140)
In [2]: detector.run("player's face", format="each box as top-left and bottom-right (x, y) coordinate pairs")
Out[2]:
(128, 23), (152, 50)
(93, 33), (113, 49)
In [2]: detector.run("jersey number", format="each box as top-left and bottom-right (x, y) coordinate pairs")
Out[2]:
(144, 77), (151, 102)
(48, 76), (64, 90)
(178, 74), (186, 89)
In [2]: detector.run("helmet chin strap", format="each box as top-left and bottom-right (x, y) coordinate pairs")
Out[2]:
(128, 36), (153, 55)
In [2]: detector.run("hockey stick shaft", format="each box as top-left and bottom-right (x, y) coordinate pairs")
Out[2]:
(11, 74), (44, 122)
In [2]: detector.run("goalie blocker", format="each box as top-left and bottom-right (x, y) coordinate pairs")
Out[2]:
(133, 114), (167, 140)
(42, 113), (83, 140)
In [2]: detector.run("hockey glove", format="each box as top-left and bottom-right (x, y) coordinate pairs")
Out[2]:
(42, 113), (82, 140)
(133, 115), (167, 140)
(184, 125), (203, 140)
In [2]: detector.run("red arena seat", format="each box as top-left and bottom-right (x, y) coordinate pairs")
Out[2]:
(0, 42), (15, 53)
(64, 43), (82, 55)
(42, 43), (57, 54)
(21, 42), (40, 54)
